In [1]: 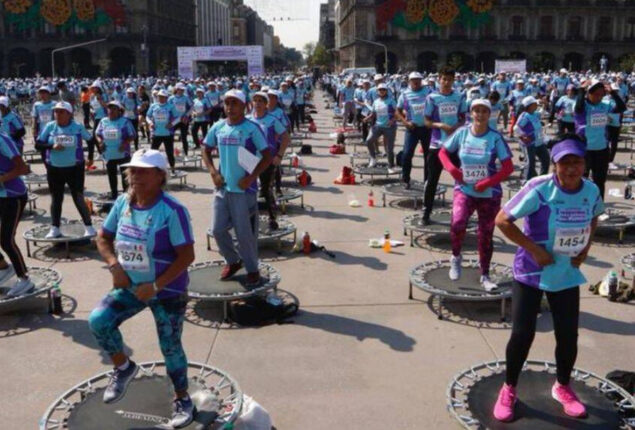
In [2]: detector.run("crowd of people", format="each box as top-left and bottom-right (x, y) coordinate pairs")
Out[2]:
(0, 65), (632, 426)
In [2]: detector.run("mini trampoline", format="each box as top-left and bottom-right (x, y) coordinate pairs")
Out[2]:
(409, 259), (513, 320)
(382, 181), (446, 209)
(596, 209), (635, 243)
(349, 151), (385, 166)
(620, 252), (635, 274)
(23, 173), (48, 192)
(40, 361), (243, 430)
(187, 260), (281, 321)
(447, 360), (635, 429)
(166, 170), (189, 189)
(23, 219), (102, 259)
(0, 267), (62, 312)
(608, 162), (632, 177)
(175, 154), (203, 169)
(92, 192), (120, 212)
(206, 215), (297, 251)
(402, 211), (477, 247)
(24, 193), (38, 215)
(23, 149), (41, 163)
(258, 188), (304, 213)
(280, 166), (302, 178)
(503, 178), (525, 199)
(352, 162), (401, 183)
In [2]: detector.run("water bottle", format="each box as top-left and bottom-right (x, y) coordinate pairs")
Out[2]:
(49, 283), (62, 315)
(383, 229), (391, 253)
(367, 190), (374, 207)
(625, 184), (632, 200)
(303, 231), (311, 255)
(608, 271), (618, 302)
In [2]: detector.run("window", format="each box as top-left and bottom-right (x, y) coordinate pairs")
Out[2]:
(233, 24), (239, 38)
(511, 16), (524, 38)
(568, 16), (582, 40)
(597, 16), (612, 41)
(481, 18), (496, 39)
(449, 21), (466, 39)
(539, 16), (553, 39)
(627, 17), (635, 40)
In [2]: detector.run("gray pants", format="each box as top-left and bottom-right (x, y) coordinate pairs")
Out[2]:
(342, 101), (355, 126)
(366, 125), (396, 167)
(212, 189), (259, 273)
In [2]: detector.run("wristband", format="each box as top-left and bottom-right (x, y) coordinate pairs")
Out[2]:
(152, 282), (160, 293)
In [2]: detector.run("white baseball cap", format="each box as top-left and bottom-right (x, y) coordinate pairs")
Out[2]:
(0, 96), (9, 107)
(408, 72), (423, 80)
(107, 100), (123, 110)
(126, 87), (136, 94)
(224, 89), (246, 104)
(471, 99), (492, 111)
(373, 74), (383, 81)
(157, 89), (169, 97)
(38, 86), (51, 93)
(588, 79), (604, 91)
(175, 83), (186, 90)
(122, 149), (168, 172)
(53, 101), (73, 113)
(522, 96), (538, 107)
(252, 91), (269, 101)
(377, 83), (388, 90)
(267, 90), (281, 98)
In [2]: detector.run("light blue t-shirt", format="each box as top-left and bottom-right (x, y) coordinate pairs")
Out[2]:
(248, 112), (286, 152)
(424, 91), (467, 148)
(371, 97), (397, 128)
(90, 94), (109, 120)
(122, 97), (138, 120)
(0, 132), (27, 198)
(37, 121), (91, 167)
(96, 117), (136, 161)
(397, 87), (430, 127)
(0, 110), (25, 150)
(279, 89), (295, 113)
(503, 174), (604, 291)
(488, 102), (503, 130)
(203, 118), (269, 194)
(146, 102), (179, 137)
(102, 192), (194, 299)
(515, 111), (544, 146)
(574, 99), (613, 151)
(269, 106), (290, 129)
(168, 94), (192, 121)
(192, 97), (211, 123)
(31, 101), (55, 131)
(555, 96), (576, 123)
(443, 125), (512, 198)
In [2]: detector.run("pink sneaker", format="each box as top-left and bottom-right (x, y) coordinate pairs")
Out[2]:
(552, 382), (587, 418)
(493, 383), (517, 422)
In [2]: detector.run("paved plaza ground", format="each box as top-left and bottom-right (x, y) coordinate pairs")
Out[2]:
(1, 91), (634, 429)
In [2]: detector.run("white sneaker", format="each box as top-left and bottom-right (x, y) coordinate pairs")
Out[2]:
(45, 226), (62, 239)
(6, 277), (35, 297)
(387, 167), (397, 174)
(449, 255), (462, 281)
(0, 265), (15, 284)
(480, 275), (498, 292)
(368, 158), (377, 168)
(609, 162), (618, 170)
(84, 225), (97, 237)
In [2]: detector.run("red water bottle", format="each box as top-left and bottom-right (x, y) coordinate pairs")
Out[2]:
(368, 190), (374, 207)
(303, 232), (311, 254)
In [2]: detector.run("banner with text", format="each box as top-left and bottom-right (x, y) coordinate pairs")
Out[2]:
(177, 46), (264, 79)
(494, 59), (527, 74)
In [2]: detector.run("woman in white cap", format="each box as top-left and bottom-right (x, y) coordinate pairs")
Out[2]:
(122, 88), (140, 150)
(364, 83), (397, 172)
(30, 86), (55, 152)
(493, 135), (603, 423)
(0, 96), (26, 154)
(439, 99), (513, 291)
(88, 82), (110, 170)
(89, 148), (196, 428)
(35, 101), (96, 239)
(514, 96), (550, 181)
(168, 84), (193, 157)
(191, 87), (212, 149)
(146, 90), (180, 175)
(554, 85), (577, 134)
(96, 101), (136, 199)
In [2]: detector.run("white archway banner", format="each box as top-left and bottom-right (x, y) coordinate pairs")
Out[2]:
(495, 59), (526, 74)
(177, 45), (264, 79)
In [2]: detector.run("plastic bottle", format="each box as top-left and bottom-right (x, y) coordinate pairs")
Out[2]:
(303, 231), (311, 255)
(49, 283), (62, 315)
(383, 229), (391, 253)
(292, 154), (299, 168)
(625, 184), (632, 200)
(368, 190), (374, 207)
(608, 271), (618, 302)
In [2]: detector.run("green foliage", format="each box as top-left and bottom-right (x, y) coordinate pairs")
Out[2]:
(619, 54), (635, 72)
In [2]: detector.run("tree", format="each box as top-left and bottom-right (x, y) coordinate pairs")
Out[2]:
(447, 54), (463, 72)
(302, 42), (316, 60)
(619, 54), (635, 72)
(311, 43), (331, 68)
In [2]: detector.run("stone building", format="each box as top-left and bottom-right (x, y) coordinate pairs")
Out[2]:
(196, 0), (232, 47)
(335, 0), (635, 73)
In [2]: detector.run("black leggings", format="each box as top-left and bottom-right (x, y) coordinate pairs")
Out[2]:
(129, 119), (139, 151)
(89, 118), (103, 161)
(0, 196), (28, 278)
(506, 281), (579, 387)
(607, 126), (620, 162)
(191, 122), (208, 148)
(151, 136), (175, 169)
(46, 164), (92, 227)
(106, 157), (131, 199)
(557, 120), (575, 135)
(584, 148), (609, 200)
(423, 148), (443, 217)
(174, 123), (189, 155)
(259, 164), (277, 220)
(289, 106), (299, 133)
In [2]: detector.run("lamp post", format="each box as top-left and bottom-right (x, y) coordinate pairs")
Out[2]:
(355, 37), (388, 74)
(52, 38), (108, 77)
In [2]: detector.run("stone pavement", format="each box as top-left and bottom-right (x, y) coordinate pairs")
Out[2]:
(1, 91), (634, 429)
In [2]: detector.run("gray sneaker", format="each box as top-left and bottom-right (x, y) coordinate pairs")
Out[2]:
(103, 361), (139, 403)
(449, 255), (462, 281)
(6, 277), (34, 297)
(170, 396), (196, 428)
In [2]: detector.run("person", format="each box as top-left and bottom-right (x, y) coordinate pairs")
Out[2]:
(490, 73), (512, 130)
(488, 91), (503, 131)
(440, 99), (513, 291)
(57, 80), (76, 106)
(0, 131), (32, 297)
(354, 80), (372, 141)
(248, 91), (290, 230)
(35, 101), (96, 239)
(202, 90), (272, 286)
(493, 135), (603, 422)
(96, 101), (136, 199)
(0, 96), (26, 154)
(364, 83), (397, 172)
(88, 149), (196, 428)
(422, 66), (467, 225)
(339, 78), (356, 127)
(605, 82), (625, 166)
(80, 86), (91, 129)
(574, 79), (626, 199)
(396, 72), (432, 189)
(600, 55), (608, 73)
(267, 90), (291, 196)
(31, 86), (55, 149)
(146, 89), (180, 175)
(554, 85), (576, 134)
(88, 82), (109, 170)
(169, 83), (193, 156)
(514, 96), (550, 181)
(137, 85), (151, 140)
(191, 87), (211, 149)
(122, 88), (140, 150)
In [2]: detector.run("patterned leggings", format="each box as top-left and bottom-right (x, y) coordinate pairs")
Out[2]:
(88, 288), (189, 392)
(450, 189), (501, 276)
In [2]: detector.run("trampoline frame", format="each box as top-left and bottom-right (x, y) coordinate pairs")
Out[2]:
(174, 154), (203, 170)
(409, 259), (513, 321)
(0, 267), (62, 312)
(503, 178), (524, 200)
(596, 209), (635, 243)
(23, 219), (102, 259)
(206, 216), (297, 252)
(23, 173), (48, 192)
(166, 170), (189, 189)
(620, 252), (635, 273)
(382, 182), (446, 210)
(352, 162), (401, 183)
(403, 211), (477, 247)
(187, 260), (281, 321)
(264, 188), (304, 213)
(39, 361), (243, 430)
(446, 359), (635, 430)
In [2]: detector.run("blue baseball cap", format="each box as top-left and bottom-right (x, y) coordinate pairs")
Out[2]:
(551, 138), (586, 162)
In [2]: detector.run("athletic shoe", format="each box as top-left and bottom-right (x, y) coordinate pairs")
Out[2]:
(268, 218), (279, 231)
(449, 254), (462, 281)
(171, 171), (177, 177)
(170, 396), (196, 428)
(387, 168), (397, 174)
(404, 181), (411, 190)
(45, 226), (62, 239)
(368, 158), (377, 168)
(609, 162), (618, 170)
(245, 272), (261, 286)
(103, 361), (139, 404)
(552, 382), (587, 418)
(480, 275), (498, 292)
(220, 261), (243, 280)
(84, 225), (97, 237)
(493, 383), (517, 422)
(0, 265), (15, 284)
(421, 214), (431, 226)
(6, 278), (35, 297)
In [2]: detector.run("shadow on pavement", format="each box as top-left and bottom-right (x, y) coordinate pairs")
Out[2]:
(537, 310), (635, 336)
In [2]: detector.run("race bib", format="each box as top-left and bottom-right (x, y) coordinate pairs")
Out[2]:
(104, 128), (119, 140)
(439, 103), (458, 117)
(116, 241), (150, 272)
(124, 109), (134, 118)
(175, 103), (186, 113)
(282, 98), (292, 107)
(553, 226), (590, 257)
(376, 105), (388, 117)
(463, 164), (488, 184)
(39, 111), (52, 124)
(590, 113), (607, 127)
(194, 104), (204, 114)
(154, 110), (168, 122)
(412, 103), (425, 116)
(54, 135), (75, 148)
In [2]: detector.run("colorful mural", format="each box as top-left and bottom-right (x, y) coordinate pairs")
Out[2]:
(3, 0), (125, 29)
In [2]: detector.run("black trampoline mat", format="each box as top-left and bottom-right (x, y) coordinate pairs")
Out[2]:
(66, 376), (220, 429)
(383, 181), (425, 197)
(354, 163), (400, 175)
(598, 214), (634, 227)
(188, 265), (271, 296)
(467, 371), (623, 429)
(28, 223), (94, 241)
(423, 233), (478, 251)
(425, 267), (512, 296)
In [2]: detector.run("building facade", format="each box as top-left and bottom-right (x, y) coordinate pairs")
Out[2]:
(196, 0), (232, 47)
(0, 0), (196, 77)
(230, 0), (274, 58)
(319, 0), (336, 50)
(335, 0), (635, 73)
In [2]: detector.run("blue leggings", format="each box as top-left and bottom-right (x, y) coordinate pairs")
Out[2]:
(88, 288), (189, 392)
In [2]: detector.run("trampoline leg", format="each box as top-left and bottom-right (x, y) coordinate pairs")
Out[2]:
(408, 282), (413, 300)
(276, 238), (282, 254)
(382, 193), (386, 207)
(65, 242), (70, 259)
(207, 236), (211, 251)
(500, 298), (507, 322)
(281, 202), (287, 214)
(26, 240), (31, 258)
(410, 231), (414, 247)
(619, 229), (624, 244)
(301, 195), (304, 209)
(437, 296), (444, 320)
